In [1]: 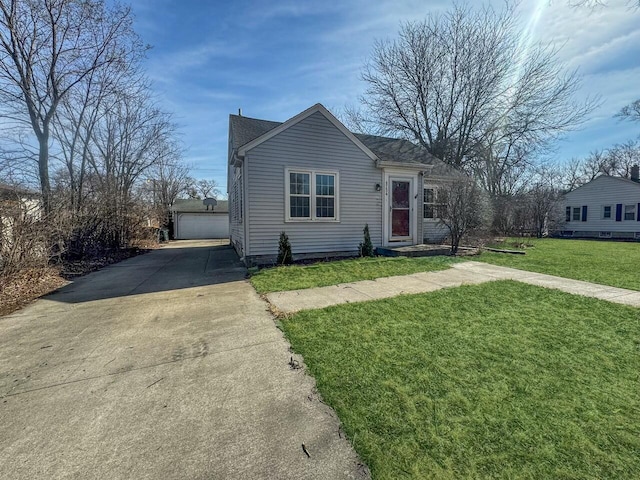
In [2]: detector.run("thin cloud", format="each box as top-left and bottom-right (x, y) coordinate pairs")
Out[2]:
(131, 0), (640, 186)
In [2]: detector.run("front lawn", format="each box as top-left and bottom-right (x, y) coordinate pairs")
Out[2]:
(282, 281), (640, 479)
(478, 238), (640, 290)
(250, 255), (459, 294)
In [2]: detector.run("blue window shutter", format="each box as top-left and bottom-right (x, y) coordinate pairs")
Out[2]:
(581, 205), (587, 222)
(565, 206), (571, 222)
(615, 203), (622, 222)
(637, 203), (640, 221)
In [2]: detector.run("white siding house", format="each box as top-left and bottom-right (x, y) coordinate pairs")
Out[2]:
(228, 104), (457, 265)
(561, 174), (640, 239)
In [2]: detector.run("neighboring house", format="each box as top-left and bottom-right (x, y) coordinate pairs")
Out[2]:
(561, 169), (640, 240)
(171, 199), (229, 240)
(0, 183), (42, 261)
(227, 103), (457, 265)
(0, 183), (41, 218)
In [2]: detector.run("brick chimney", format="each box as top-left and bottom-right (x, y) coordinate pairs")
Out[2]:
(632, 164), (639, 183)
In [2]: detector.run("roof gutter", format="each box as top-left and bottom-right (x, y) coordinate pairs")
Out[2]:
(231, 152), (243, 167)
(376, 160), (434, 172)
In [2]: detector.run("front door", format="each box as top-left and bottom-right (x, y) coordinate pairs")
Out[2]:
(390, 178), (412, 241)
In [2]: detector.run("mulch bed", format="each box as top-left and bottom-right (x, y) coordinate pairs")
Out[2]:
(0, 267), (68, 316)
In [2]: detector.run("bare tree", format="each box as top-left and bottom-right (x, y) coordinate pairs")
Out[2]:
(580, 149), (610, 181)
(196, 179), (221, 199)
(0, 0), (142, 211)
(438, 176), (491, 254)
(87, 84), (177, 214)
(605, 141), (640, 177)
(527, 165), (564, 238)
(571, 0), (640, 10)
(145, 155), (190, 226)
(358, 3), (596, 184)
(52, 59), (135, 213)
(560, 158), (585, 192)
(618, 99), (640, 123)
(560, 142), (640, 191)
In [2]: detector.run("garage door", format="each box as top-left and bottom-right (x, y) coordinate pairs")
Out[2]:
(176, 213), (229, 239)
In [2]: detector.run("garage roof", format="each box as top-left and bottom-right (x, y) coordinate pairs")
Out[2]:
(171, 199), (228, 213)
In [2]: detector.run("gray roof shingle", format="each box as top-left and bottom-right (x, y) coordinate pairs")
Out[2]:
(228, 113), (456, 175)
(171, 199), (229, 213)
(229, 114), (280, 151)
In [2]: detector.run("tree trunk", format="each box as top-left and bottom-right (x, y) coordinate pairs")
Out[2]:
(38, 134), (51, 213)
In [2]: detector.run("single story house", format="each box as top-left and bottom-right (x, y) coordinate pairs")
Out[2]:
(171, 199), (229, 240)
(561, 169), (640, 240)
(227, 103), (457, 265)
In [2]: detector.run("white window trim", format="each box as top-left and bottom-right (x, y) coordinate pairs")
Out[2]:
(423, 185), (441, 220)
(624, 204), (636, 221)
(572, 207), (581, 222)
(602, 205), (612, 220)
(285, 168), (340, 222)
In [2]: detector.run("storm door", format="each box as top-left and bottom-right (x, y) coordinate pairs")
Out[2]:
(390, 179), (412, 240)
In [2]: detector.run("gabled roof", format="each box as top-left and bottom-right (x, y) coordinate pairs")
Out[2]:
(234, 104), (377, 161)
(228, 104), (454, 174)
(565, 174), (640, 196)
(229, 115), (280, 152)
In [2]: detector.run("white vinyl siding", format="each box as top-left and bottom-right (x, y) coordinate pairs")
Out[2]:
(245, 111), (383, 257)
(562, 176), (640, 236)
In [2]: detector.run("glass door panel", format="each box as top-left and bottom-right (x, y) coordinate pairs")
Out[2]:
(391, 180), (411, 238)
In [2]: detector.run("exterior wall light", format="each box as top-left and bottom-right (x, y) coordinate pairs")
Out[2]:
(375, 183), (382, 191)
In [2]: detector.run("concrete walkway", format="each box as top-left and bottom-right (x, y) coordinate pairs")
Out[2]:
(1, 240), (368, 480)
(267, 261), (640, 313)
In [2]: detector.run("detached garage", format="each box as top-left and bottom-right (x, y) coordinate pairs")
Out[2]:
(171, 199), (229, 239)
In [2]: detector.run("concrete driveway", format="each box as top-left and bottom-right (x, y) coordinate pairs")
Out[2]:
(0, 240), (367, 479)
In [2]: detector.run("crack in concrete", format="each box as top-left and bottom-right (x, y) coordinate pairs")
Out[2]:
(2, 338), (280, 398)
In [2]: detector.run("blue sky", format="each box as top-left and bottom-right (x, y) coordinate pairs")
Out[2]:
(132, 0), (640, 193)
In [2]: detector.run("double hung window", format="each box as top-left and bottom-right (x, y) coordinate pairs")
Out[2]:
(286, 169), (338, 221)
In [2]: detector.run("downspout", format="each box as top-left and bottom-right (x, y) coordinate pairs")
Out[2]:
(241, 153), (249, 260)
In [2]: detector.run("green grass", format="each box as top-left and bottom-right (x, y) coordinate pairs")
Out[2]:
(250, 256), (459, 294)
(478, 238), (640, 291)
(282, 281), (640, 479)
